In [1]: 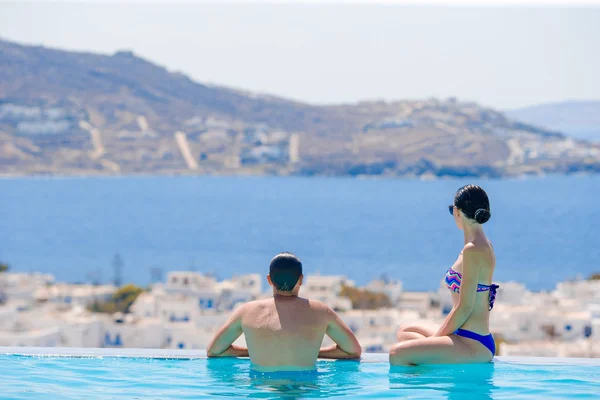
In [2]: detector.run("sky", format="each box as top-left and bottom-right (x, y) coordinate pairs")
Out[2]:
(0, 1), (599, 109)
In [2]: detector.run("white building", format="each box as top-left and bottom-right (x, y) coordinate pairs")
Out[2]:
(160, 271), (218, 296)
(340, 309), (429, 353)
(301, 275), (353, 311)
(58, 307), (105, 347)
(164, 314), (230, 350)
(0, 326), (62, 347)
(2, 267), (598, 357)
(34, 283), (116, 307)
(131, 272), (263, 324)
(0, 273), (55, 302)
(488, 280), (597, 346)
(229, 274), (262, 297)
(491, 303), (592, 343)
(101, 313), (166, 348)
(152, 271), (226, 312)
(555, 279), (600, 302)
(501, 340), (600, 358)
(365, 278), (403, 305)
(494, 281), (530, 306)
(0, 302), (102, 347)
(397, 292), (433, 316)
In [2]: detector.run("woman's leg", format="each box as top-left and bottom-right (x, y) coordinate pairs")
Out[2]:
(396, 330), (426, 343)
(396, 322), (438, 342)
(389, 335), (493, 366)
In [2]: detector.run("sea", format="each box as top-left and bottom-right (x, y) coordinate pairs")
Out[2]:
(0, 174), (598, 291)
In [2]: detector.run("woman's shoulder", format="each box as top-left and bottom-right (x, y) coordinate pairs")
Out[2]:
(462, 241), (495, 266)
(463, 240), (494, 255)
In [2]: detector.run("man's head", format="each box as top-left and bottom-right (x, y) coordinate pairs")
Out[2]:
(268, 252), (303, 295)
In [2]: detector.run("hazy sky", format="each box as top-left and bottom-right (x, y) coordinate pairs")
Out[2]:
(0, 2), (599, 109)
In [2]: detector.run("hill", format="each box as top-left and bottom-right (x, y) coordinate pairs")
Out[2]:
(506, 101), (600, 142)
(1, 38), (599, 178)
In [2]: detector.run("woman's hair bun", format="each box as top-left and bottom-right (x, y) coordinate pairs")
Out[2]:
(474, 208), (491, 224)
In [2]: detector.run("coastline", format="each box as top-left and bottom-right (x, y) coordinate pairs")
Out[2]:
(1, 170), (599, 181)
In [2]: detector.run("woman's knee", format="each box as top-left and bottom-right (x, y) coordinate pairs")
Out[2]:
(396, 330), (423, 343)
(396, 323), (415, 333)
(395, 324), (416, 339)
(396, 323), (433, 340)
(389, 342), (413, 365)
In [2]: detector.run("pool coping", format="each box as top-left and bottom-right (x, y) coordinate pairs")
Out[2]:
(1, 347), (599, 366)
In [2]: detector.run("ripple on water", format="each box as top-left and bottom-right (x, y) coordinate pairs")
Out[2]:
(0, 356), (599, 399)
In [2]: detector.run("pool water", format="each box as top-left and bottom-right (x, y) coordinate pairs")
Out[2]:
(0, 350), (599, 399)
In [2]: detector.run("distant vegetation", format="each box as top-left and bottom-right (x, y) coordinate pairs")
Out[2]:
(0, 262), (9, 273)
(340, 284), (391, 310)
(590, 273), (600, 280)
(88, 284), (144, 314)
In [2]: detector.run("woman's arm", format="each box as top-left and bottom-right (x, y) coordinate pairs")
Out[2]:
(435, 244), (481, 337)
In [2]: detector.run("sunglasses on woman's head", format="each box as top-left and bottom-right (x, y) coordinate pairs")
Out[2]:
(448, 205), (455, 216)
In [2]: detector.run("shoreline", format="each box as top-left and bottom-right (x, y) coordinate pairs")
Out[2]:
(1, 170), (599, 181)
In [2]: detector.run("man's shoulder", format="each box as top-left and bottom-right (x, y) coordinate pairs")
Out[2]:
(246, 298), (274, 307)
(234, 298), (272, 313)
(306, 298), (334, 313)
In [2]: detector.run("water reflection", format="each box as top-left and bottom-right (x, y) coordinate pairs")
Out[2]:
(389, 363), (497, 399)
(205, 358), (362, 399)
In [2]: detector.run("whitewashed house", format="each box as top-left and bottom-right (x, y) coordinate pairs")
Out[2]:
(365, 278), (403, 306)
(34, 283), (116, 307)
(397, 292), (433, 315)
(301, 275), (353, 311)
(0, 273), (55, 302)
(555, 279), (600, 302)
(101, 313), (166, 348)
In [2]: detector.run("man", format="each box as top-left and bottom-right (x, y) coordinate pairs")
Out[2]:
(207, 252), (362, 371)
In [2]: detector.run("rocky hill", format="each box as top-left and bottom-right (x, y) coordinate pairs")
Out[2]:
(1, 38), (599, 178)
(507, 101), (600, 142)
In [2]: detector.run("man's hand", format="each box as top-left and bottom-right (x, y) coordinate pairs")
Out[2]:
(208, 344), (249, 358)
(318, 344), (361, 359)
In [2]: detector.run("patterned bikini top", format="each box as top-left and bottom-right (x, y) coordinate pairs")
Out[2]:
(445, 268), (499, 310)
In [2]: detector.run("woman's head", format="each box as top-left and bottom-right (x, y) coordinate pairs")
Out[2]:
(450, 185), (491, 228)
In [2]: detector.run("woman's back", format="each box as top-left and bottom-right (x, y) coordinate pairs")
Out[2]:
(390, 184), (498, 365)
(450, 240), (495, 334)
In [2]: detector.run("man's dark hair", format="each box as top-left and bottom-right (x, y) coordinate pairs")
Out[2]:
(269, 252), (303, 292)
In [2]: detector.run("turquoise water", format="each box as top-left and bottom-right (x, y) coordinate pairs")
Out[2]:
(0, 353), (599, 399)
(1, 175), (599, 290)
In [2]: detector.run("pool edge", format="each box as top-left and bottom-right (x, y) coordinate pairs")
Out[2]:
(1, 346), (599, 366)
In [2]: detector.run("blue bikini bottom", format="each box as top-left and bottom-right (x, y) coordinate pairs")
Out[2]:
(454, 329), (496, 356)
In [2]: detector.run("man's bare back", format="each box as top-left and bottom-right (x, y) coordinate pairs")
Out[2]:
(207, 252), (362, 371)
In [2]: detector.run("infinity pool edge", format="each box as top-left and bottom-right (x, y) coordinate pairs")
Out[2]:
(1, 346), (599, 366)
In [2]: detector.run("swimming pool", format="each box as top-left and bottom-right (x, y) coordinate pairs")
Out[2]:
(1, 348), (598, 399)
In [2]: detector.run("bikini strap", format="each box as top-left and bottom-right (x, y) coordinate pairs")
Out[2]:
(488, 284), (499, 311)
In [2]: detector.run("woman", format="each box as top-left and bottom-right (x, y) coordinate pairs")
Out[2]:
(389, 185), (498, 365)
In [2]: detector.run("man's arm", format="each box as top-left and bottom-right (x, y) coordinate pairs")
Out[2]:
(318, 307), (362, 359)
(206, 306), (249, 358)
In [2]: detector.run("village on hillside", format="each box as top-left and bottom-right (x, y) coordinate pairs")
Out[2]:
(2, 39), (600, 179)
(1, 264), (598, 357)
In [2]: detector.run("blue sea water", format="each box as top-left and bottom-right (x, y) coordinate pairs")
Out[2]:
(0, 353), (598, 399)
(0, 175), (599, 291)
